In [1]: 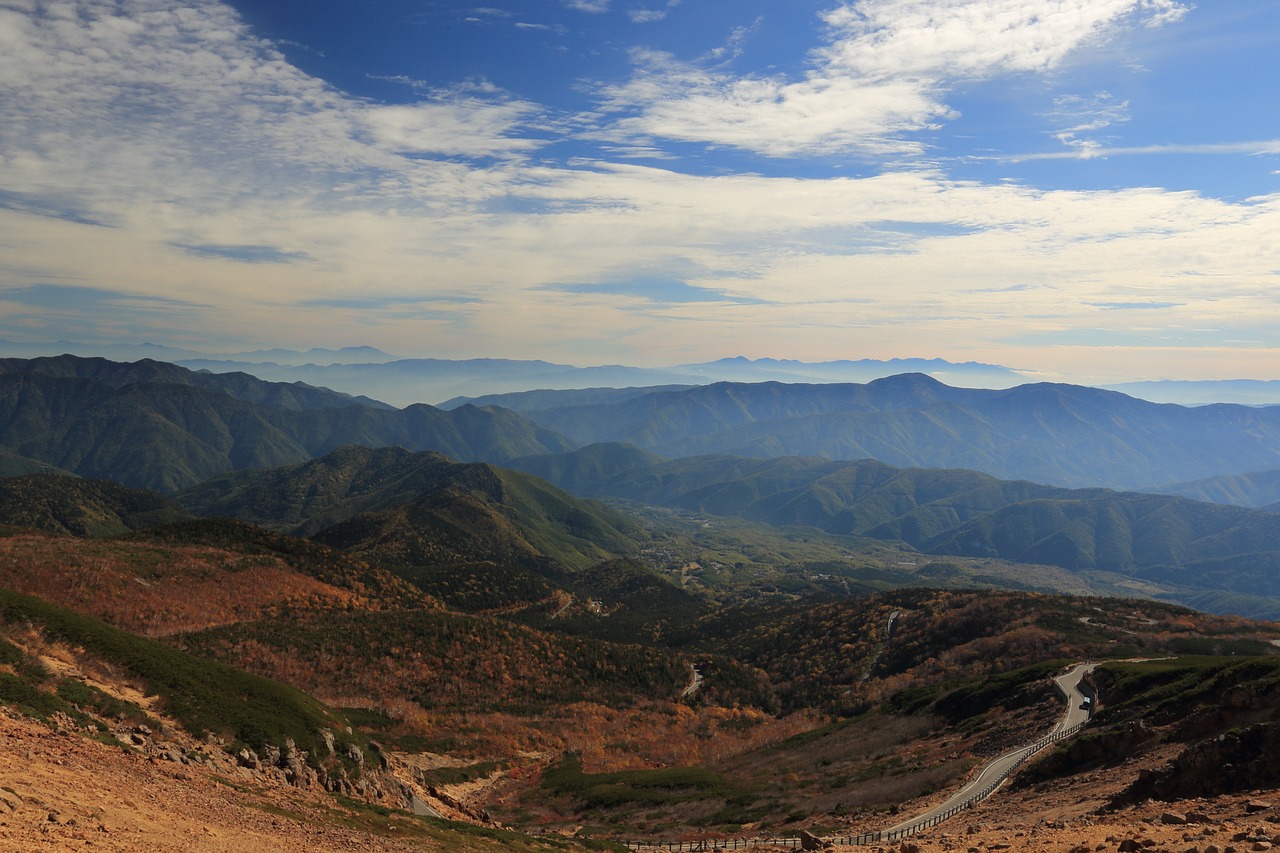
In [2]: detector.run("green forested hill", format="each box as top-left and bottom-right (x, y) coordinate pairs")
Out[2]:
(177, 445), (646, 610)
(511, 450), (1280, 616)
(493, 375), (1280, 490)
(509, 442), (667, 495)
(0, 360), (577, 491)
(1155, 469), (1280, 510)
(0, 354), (393, 410)
(0, 474), (192, 536)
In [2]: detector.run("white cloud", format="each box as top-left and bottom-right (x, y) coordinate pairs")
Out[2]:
(1046, 92), (1130, 155)
(590, 49), (944, 158)
(993, 140), (1280, 162)
(4, 0), (1278, 382)
(628, 0), (680, 23)
(563, 0), (610, 12)
(628, 9), (665, 23)
(590, 0), (1190, 158)
(361, 100), (542, 157)
(0, 0), (548, 215)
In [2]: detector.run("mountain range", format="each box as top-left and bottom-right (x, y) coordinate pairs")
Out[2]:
(0, 356), (572, 492)
(4, 353), (1280, 617)
(9, 350), (1280, 847)
(479, 375), (1280, 490)
(1156, 469), (1280, 511)
(510, 447), (1280, 617)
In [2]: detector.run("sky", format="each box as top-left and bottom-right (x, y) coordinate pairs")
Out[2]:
(1, 0), (1279, 383)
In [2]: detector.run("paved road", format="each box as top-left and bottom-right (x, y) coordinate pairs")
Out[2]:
(885, 662), (1096, 835)
(1053, 661), (1097, 733)
(682, 663), (704, 697)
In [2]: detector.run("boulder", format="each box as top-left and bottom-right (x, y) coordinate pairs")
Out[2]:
(798, 829), (829, 850)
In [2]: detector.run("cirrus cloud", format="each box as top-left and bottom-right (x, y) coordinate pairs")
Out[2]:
(589, 0), (1190, 158)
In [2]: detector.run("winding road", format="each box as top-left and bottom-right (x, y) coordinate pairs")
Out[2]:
(625, 661), (1099, 849)
(884, 662), (1097, 836)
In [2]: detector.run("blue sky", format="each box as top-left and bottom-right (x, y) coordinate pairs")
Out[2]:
(1, 0), (1278, 382)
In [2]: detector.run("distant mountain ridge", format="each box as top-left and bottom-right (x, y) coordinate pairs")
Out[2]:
(497, 375), (1280, 490)
(1155, 469), (1280, 511)
(0, 356), (575, 492)
(0, 339), (399, 366)
(0, 354), (394, 410)
(510, 448), (1280, 618)
(171, 355), (1024, 407)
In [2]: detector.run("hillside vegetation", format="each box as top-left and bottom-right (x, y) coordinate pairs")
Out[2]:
(0, 357), (575, 491)
(0, 587), (356, 758)
(178, 445), (644, 610)
(513, 450), (1280, 617)
(497, 375), (1280, 490)
(0, 473), (192, 536)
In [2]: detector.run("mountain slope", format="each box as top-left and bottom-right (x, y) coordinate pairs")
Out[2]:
(0, 586), (360, 759)
(0, 473), (191, 536)
(0, 517), (435, 636)
(1154, 469), (1280, 509)
(0, 354), (394, 410)
(0, 358), (578, 491)
(510, 449), (1280, 617)
(178, 445), (644, 610)
(498, 375), (1280, 490)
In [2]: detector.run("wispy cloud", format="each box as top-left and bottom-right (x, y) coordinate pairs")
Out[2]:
(993, 139), (1280, 162)
(588, 0), (1190, 158)
(628, 0), (681, 24)
(548, 276), (761, 305)
(172, 243), (314, 264)
(1046, 92), (1130, 156)
(361, 97), (542, 158)
(303, 294), (484, 308)
(0, 190), (115, 228)
(1088, 301), (1182, 310)
(3, 0), (1278, 382)
(0, 284), (207, 311)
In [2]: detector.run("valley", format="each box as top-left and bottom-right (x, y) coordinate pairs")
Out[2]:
(2, 354), (1280, 851)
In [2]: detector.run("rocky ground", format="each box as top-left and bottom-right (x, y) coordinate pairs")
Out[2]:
(819, 792), (1280, 853)
(816, 745), (1280, 853)
(5, 701), (1280, 852)
(0, 708), (561, 852)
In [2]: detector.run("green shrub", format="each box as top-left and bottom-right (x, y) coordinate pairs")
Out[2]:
(0, 588), (356, 756)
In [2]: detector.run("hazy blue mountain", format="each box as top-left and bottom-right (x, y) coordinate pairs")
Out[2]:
(673, 355), (1025, 387)
(508, 448), (1280, 616)
(0, 338), (209, 362)
(0, 340), (398, 366)
(502, 375), (1280, 490)
(173, 354), (1029, 407)
(207, 345), (398, 365)
(176, 358), (701, 407)
(440, 385), (696, 412)
(1153, 469), (1280, 510)
(0, 358), (577, 492)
